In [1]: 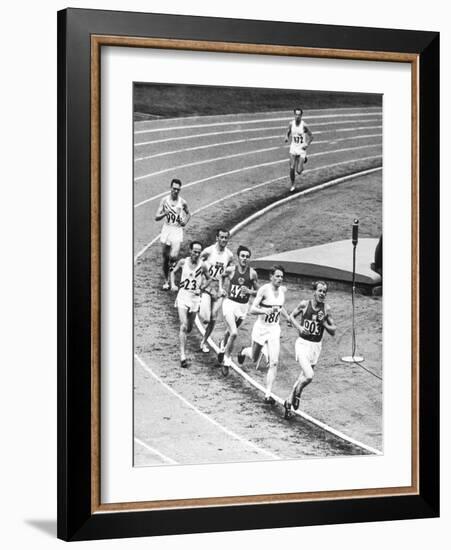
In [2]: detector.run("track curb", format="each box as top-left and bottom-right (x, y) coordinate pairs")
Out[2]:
(199, 166), (383, 456)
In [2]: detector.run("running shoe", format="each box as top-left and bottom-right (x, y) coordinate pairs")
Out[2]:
(217, 339), (225, 364)
(162, 281), (170, 291)
(283, 400), (293, 420)
(289, 185), (295, 192)
(200, 342), (209, 353)
(264, 396), (275, 405)
(180, 358), (188, 368)
(221, 356), (232, 376)
(292, 391), (301, 411)
(237, 348), (246, 365)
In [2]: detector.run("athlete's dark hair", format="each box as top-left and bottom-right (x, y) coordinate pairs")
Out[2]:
(270, 264), (285, 276)
(237, 245), (251, 257)
(170, 178), (182, 187)
(190, 240), (203, 250)
(216, 228), (230, 237)
(312, 280), (328, 291)
(294, 107), (303, 115)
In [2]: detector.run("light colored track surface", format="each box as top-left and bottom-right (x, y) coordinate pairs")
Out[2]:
(133, 107), (383, 465)
(134, 156), (381, 263)
(214, 167), (382, 456)
(135, 353), (280, 465)
(134, 106), (382, 128)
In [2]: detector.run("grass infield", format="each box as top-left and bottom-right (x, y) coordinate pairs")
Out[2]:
(134, 83), (381, 119)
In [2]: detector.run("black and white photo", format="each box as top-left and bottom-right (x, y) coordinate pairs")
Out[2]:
(133, 83), (383, 466)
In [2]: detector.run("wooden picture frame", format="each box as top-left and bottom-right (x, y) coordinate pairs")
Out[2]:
(57, 8), (439, 541)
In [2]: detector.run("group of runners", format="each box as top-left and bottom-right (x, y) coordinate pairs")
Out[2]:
(153, 108), (336, 418)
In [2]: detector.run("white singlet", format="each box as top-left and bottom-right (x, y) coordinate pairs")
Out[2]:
(289, 120), (307, 156)
(254, 283), (286, 327)
(175, 258), (203, 312)
(202, 244), (233, 299)
(160, 195), (185, 247)
(251, 284), (286, 362)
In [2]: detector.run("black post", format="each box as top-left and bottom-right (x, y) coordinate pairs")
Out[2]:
(342, 220), (363, 363)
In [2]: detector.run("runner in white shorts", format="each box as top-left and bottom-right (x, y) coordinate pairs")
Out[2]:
(217, 245), (258, 375)
(198, 229), (233, 353)
(237, 265), (290, 405)
(284, 107), (313, 192)
(171, 241), (211, 368)
(155, 178), (191, 290)
(283, 281), (336, 419)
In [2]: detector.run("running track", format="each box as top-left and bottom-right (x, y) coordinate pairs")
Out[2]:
(133, 107), (382, 466)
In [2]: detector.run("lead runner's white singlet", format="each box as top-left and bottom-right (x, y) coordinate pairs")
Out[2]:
(289, 120), (307, 157)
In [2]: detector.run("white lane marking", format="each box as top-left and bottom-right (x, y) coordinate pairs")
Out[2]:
(134, 155), (381, 263)
(135, 121), (382, 147)
(134, 106), (382, 126)
(134, 111), (382, 134)
(193, 167), (383, 455)
(194, 313), (381, 456)
(134, 145), (282, 181)
(134, 175), (284, 263)
(134, 143), (382, 197)
(135, 353), (280, 460)
(135, 133), (382, 162)
(134, 437), (178, 465)
(231, 167), (383, 238)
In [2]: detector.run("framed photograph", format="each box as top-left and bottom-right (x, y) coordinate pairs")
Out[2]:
(57, 8), (439, 541)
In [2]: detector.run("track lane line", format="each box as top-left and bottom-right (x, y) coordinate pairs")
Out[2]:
(134, 111), (382, 135)
(134, 111), (383, 457)
(195, 315), (381, 456)
(134, 169), (383, 453)
(134, 143), (382, 197)
(134, 154), (382, 263)
(194, 167), (383, 456)
(135, 354), (281, 460)
(136, 133), (382, 162)
(134, 106), (382, 126)
(134, 437), (178, 465)
(136, 121), (382, 147)
(135, 145), (283, 181)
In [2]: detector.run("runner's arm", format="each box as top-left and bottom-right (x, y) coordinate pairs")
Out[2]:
(304, 123), (314, 147)
(285, 123), (292, 143)
(323, 304), (336, 336)
(170, 259), (184, 290)
(243, 268), (259, 297)
(221, 265), (235, 295)
(250, 288), (272, 316)
(218, 252), (234, 297)
(290, 300), (308, 335)
(179, 200), (191, 227)
(200, 247), (210, 261)
(155, 198), (167, 221)
(200, 262), (212, 292)
(280, 306), (292, 324)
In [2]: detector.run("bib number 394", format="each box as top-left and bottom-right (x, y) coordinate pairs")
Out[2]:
(166, 212), (178, 224)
